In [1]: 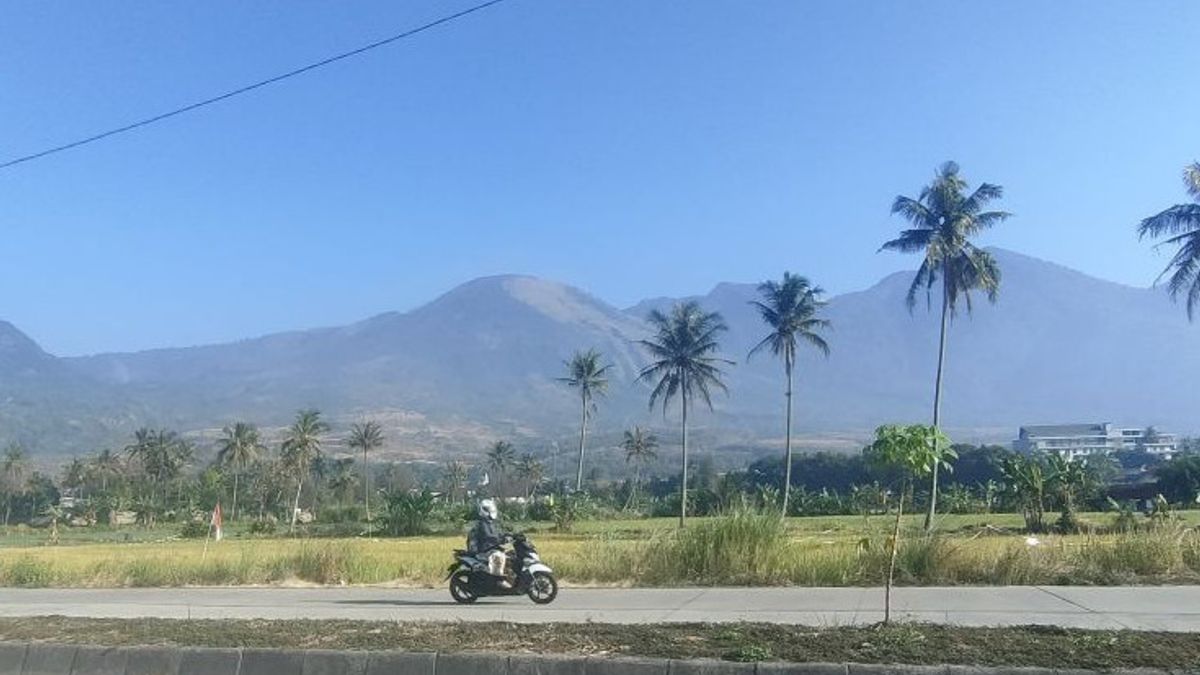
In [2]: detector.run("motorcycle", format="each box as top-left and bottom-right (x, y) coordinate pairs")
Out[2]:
(446, 532), (558, 604)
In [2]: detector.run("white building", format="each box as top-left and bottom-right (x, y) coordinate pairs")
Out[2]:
(1013, 422), (1177, 461)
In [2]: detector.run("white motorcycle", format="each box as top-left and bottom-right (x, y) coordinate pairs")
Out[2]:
(445, 532), (558, 604)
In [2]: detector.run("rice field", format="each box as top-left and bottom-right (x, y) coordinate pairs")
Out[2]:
(1, 512), (1198, 588)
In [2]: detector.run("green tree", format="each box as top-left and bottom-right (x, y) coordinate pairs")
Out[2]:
(485, 441), (516, 496)
(280, 409), (329, 533)
(558, 349), (612, 492)
(1156, 454), (1200, 505)
(882, 161), (1009, 530)
(90, 449), (123, 493)
(2, 443), (28, 528)
(637, 301), (732, 527)
(515, 453), (545, 499)
(749, 272), (830, 516)
(347, 420), (385, 531)
(441, 460), (469, 504)
(867, 424), (955, 623)
(215, 422), (265, 521)
(124, 428), (192, 510)
(1045, 454), (1095, 533)
(1001, 454), (1048, 533)
(1139, 162), (1200, 318)
(621, 426), (658, 507)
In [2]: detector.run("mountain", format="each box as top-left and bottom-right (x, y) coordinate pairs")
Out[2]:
(1, 248), (1197, 459)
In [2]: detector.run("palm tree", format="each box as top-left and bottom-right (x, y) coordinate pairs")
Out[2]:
(749, 273), (830, 516)
(1139, 162), (1200, 319)
(2, 443), (27, 529)
(558, 348), (612, 492)
(485, 441), (516, 496)
(347, 420), (385, 531)
(280, 409), (329, 533)
(441, 460), (469, 504)
(215, 422), (265, 521)
(91, 449), (122, 493)
(881, 161), (1009, 530)
(621, 427), (658, 507)
(637, 301), (732, 527)
(515, 453), (545, 499)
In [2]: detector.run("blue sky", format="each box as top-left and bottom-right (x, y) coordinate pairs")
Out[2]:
(1, 1), (1198, 355)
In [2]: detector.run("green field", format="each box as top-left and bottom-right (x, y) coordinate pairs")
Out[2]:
(1, 511), (1199, 588)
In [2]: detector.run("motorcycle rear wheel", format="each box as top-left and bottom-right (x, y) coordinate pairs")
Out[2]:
(527, 571), (558, 605)
(449, 572), (478, 604)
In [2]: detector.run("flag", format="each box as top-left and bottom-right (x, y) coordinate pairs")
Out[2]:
(212, 502), (223, 542)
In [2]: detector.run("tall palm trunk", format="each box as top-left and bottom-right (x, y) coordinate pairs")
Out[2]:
(925, 273), (950, 531)
(290, 478), (304, 534)
(363, 447), (372, 534)
(679, 384), (689, 528)
(782, 357), (794, 517)
(231, 469), (240, 522)
(575, 393), (589, 492)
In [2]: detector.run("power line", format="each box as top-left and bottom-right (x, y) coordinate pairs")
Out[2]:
(0, 0), (510, 171)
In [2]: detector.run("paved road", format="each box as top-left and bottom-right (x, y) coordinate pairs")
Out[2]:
(0, 586), (1197, 631)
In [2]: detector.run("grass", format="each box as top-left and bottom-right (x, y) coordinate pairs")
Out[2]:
(0, 617), (1197, 669)
(2, 512), (1200, 588)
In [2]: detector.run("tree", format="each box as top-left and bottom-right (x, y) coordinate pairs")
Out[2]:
(1138, 162), (1200, 319)
(280, 409), (329, 533)
(441, 461), (469, 504)
(90, 449), (122, 493)
(486, 441), (516, 496)
(1045, 454), (1094, 533)
(749, 272), (830, 516)
(1156, 454), (1200, 505)
(215, 422), (265, 521)
(1001, 454), (1048, 533)
(347, 420), (385, 532)
(637, 301), (732, 527)
(515, 453), (545, 499)
(2, 443), (28, 528)
(558, 349), (612, 492)
(124, 428), (192, 510)
(881, 161), (1009, 530)
(867, 424), (955, 624)
(621, 427), (658, 507)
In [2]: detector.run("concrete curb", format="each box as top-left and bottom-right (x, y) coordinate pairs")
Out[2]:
(0, 643), (1178, 675)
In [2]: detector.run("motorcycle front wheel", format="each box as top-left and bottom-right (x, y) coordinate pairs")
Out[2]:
(449, 572), (478, 604)
(527, 571), (558, 605)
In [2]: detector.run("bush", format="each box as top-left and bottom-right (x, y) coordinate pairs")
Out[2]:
(641, 505), (791, 584)
(179, 520), (209, 539)
(248, 519), (276, 535)
(383, 489), (436, 537)
(549, 493), (591, 532)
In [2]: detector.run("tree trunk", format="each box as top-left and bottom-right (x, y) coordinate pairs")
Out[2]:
(680, 386), (689, 529)
(363, 447), (372, 535)
(231, 470), (240, 522)
(575, 393), (588, 492)
(925, 275), (951, 531)
(290, 478), (304, 534)
(886, 481), (906, 624)
(782, 358), (794, 517)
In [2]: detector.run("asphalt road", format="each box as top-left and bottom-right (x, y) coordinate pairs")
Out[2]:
(0, 586), (1197, 631)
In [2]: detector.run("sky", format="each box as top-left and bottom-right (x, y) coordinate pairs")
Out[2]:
(1, 1), (1198, 356)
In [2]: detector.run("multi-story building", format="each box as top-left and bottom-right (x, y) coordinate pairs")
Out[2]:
(1013, 422), (1177, 461)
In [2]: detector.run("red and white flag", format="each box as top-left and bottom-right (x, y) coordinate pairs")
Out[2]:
(212, 502), (223, 542)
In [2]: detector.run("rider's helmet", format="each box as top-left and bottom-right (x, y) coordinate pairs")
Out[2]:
(478, 498), (498, 521)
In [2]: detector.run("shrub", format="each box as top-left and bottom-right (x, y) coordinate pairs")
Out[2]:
(179, 521), (209, 539)
(642, 505), (791, 584)
(383, 489), (436, 536)
(248, 519), (276, 535)
(549, 493), (591, 533)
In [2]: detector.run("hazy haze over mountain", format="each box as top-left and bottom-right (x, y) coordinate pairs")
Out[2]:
(1, 249), (1196, 459)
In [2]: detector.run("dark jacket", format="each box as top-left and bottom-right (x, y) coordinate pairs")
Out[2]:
(468, 518), (506, 553)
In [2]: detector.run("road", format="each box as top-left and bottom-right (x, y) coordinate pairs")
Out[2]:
(0, 586), (1197, 631)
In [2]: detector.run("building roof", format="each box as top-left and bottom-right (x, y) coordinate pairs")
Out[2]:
(1020, 423), (1109, 437)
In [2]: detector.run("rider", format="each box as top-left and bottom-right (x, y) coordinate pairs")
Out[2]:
(468, 498), (511, 588)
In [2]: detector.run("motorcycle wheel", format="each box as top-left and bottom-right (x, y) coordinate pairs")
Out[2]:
(527, 571), (558, 605)
(449, 572), (478, 604)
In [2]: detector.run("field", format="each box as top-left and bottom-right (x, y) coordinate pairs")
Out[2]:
(2, 512), (1200, 588)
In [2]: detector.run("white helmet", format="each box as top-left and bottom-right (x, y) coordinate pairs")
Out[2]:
(478, 498), (498, 521)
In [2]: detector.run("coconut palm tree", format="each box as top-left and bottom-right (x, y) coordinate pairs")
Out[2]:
(441, 460), (469, 504)
(215, 422), (266, 521)
(515, 453), (545, 499)
(749, 273), (830, 516)
(2, 443), (27, 529)
(347, 420), (385, 531)
(90, 449), (122, 493)
(621, 427), (658, 507)
(558, 348), (612, 492)
(1139, 162), (1200, 319)
(485, 441), (516, 496)
(637, 301), (731, 527)
(280, 409), (329, 533)
(881, 161), (1009, 530)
